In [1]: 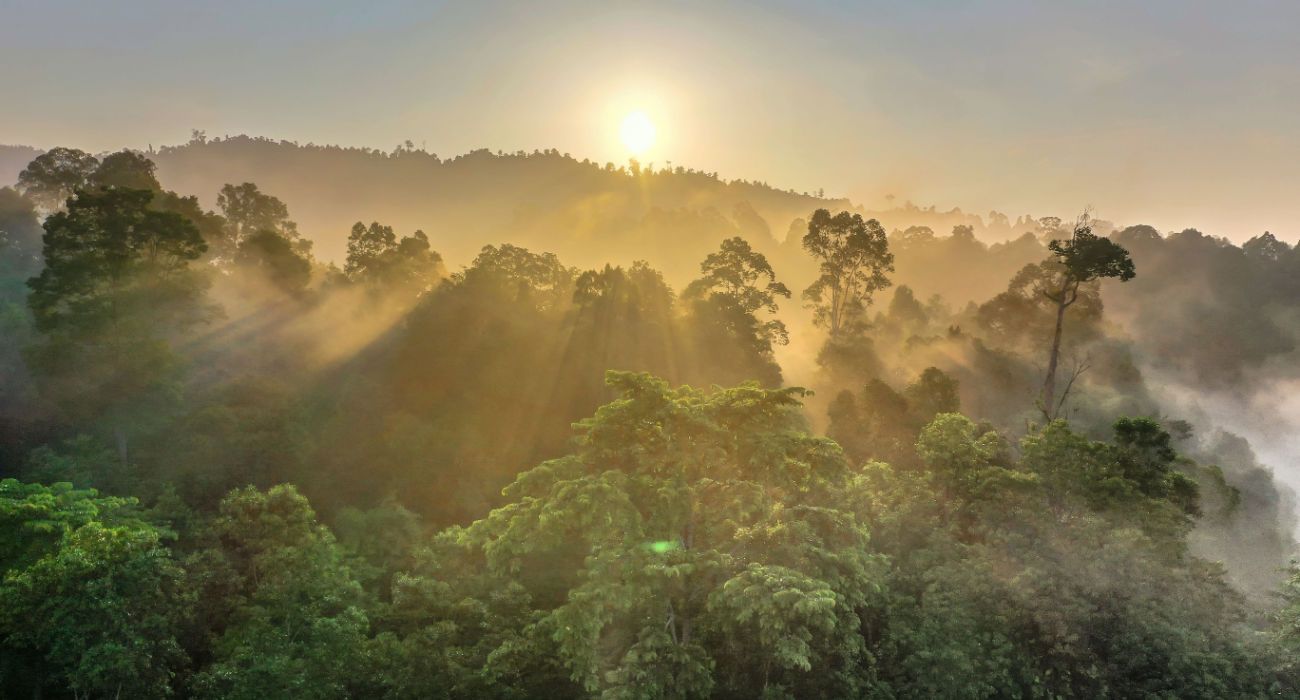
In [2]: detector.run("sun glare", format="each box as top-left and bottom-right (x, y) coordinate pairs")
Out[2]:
(619, 111), (656, 155)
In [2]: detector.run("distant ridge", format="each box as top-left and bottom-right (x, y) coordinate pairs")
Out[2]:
(1, 136), (1044, 276)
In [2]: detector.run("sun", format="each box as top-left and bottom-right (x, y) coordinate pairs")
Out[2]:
(619, 111), (656, 155)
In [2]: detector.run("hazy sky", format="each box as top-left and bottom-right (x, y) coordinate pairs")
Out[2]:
(3, 0), (1298, 241)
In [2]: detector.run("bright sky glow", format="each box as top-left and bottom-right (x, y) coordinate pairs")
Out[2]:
(3, 1), (1300, 240)
(619, 111), (656, 155)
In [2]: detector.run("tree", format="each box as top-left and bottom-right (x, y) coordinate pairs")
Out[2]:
(23, 435), (124, 491)
(216, 183), (299, 257)
(886, 285), (928, 328)
(0, 478), (151, 575)
(0, 479), (185, 698)
(1038, 214), (1135, 418)
(344, 221), (443, 292)
(894, 225), (937, 246)
(801, 209), (894, 338)
(454, 243), (574, 310)
(0, 187), (43, 298)
(88, 150), (162, 192)
(977, 260), (1102, 348)
(441, 372), (884, 698)
(334, 498), (422, 602)
(565, 262), (678, 403)
(15, 147), (100, 212)
(151, 191), (228, 255)
(235, 229), (313, 295)
(0, 187), (43, 264)
(27, 188), (210, 468)
(192, 485), (370, 700)
(345, 220), (398, 275)
(0, 522), (188, 699)
(684, 236), (791, 351)
(905, 367), (960, 424)
(1274, 564), (1300, 684)
(0, 189), (44, 457)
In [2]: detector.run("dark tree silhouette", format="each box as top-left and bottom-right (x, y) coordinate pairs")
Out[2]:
(15, 147), (100, 212)
(1040, 214), (1135, 418)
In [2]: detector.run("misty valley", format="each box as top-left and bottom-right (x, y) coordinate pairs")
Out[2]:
(1, 137), (1299, 699)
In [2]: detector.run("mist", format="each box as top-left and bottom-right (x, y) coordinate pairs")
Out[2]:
(3, 134), (1299, 696)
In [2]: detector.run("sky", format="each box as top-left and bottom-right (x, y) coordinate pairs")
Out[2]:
(3, 0), (1299, 241)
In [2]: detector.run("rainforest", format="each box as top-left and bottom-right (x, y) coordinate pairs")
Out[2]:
(4, 2), (1300, 698)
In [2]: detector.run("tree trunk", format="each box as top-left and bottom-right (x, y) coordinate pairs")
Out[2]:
(1041, 296), (1069, 420)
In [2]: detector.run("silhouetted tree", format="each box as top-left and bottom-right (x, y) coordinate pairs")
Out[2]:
(1039, 215), (1135, 418)
(236, 229), (313, 295)
(684, 236), (791, 350)
(15, 147), (100, 212)
(344, 221), (443, 292)
(88, 150), (162, 192)
(216, 182), (299, 257)
(801, 209), (894, 337)
(906, 367), (961, 424)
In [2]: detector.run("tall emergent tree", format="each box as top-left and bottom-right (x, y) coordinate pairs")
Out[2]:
(15, 147), (101, 212)
(1039, 214), (1135, 418)
(801, 209), (894, 338)
(27, 188), (209, 467)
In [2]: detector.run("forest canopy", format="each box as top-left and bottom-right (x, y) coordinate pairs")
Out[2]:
(0, 143), (1298, 698)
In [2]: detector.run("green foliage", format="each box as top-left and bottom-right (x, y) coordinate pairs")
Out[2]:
(152, 190), (230, 259)
(22, 434), (120, 490)
(0, 479), (185, 698)
(191, 485), (371, 699)
(1, 522), (188, 699)
(25, 186), (211, 468)
(28, 187), (208, 333)
(335, 498), (422, 601)
(436, 372), (886, 697)
(1, 144), (1295, 697)
(904, 367), (961, 424)
(0, 478), (151, 573)
(828, 368), (962, 468)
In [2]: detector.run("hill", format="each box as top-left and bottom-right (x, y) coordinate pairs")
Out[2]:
(145, 135), (844, 270)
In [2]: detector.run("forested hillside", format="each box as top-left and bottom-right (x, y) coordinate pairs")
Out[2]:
(1, 143), (1299, 697)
